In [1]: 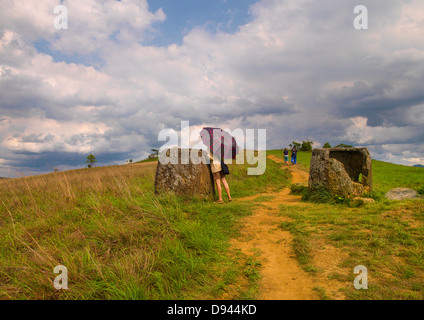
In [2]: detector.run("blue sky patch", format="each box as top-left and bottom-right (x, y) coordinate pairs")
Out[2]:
(146, 0), (258, 46)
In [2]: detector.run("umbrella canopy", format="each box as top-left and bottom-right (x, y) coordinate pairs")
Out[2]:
(200, 127), (238, 160)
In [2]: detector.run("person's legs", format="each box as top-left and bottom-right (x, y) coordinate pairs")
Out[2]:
(215, 179), (223, 202)
(213, 172), (223, 202)
(221, 176), (231, 201)
(294, 155), (297, 164)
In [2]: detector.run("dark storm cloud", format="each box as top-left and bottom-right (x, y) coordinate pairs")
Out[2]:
(327, 79), (424, 127)
(1, 0), (424, 177)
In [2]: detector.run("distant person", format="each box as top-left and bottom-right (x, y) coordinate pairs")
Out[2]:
(283, 148), (289, 166)
(208, 151), (232, 204)
(291, 146), (298, 165)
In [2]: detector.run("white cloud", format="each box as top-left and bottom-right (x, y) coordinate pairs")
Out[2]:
(404, 157), (424, 165)
(0, 0), (166, 54)
(367, 144), (424, 166)
(0, 0), (58, 41)
(1, 0), (424, 175)
(53, 0), (165, 54)
(1, 116), (110, 153)
(346, 117), (419, 145)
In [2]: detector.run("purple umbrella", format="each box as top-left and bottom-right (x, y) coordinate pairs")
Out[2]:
(200, 127), (238, 160)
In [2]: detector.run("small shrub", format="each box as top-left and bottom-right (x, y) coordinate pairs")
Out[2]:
(417, 186), (424, 195)
(334, 195), (350, 205)
(301, 186), (333, 203)
(290, 184), (308, 195)
(301, 186), (359, 205)
(335, 143), (353, 148)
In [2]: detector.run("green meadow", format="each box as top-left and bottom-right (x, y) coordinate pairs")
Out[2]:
(0, 152), (289, 300)
(269, 150), (424, 300)
(0, 150), (423, 300)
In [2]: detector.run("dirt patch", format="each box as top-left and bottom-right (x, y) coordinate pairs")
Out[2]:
(230, 204), (319, 300)
(225, 154), (348, 300)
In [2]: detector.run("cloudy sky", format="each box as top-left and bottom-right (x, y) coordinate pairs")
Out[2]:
(1, 0), (424, 177)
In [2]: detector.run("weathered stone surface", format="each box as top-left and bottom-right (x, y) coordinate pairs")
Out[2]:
(385, 188), (420, 200)
(308, 148), (373, 197)
(154, 148), (215, 198)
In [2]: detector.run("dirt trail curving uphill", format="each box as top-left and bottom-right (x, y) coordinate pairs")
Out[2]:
(228, 154), (347, 300)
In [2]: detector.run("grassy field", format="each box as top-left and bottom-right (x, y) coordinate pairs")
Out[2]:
(1, 149), (423, 300)
(372, 160), (424, 194)
(0, 152), (289, 300)
(269, 150), (424, 300)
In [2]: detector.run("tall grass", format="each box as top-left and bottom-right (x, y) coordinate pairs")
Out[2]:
(0, 151), (290, 300)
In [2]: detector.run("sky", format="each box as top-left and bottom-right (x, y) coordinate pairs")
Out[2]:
(1, 0), (424, 177)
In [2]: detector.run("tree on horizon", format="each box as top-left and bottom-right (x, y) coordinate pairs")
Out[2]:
(85, 154), (97, 168)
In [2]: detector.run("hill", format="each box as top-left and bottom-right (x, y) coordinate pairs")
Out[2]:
(0, 150), (423, 300)
(414, 164), (424, 168)
(372, 159), (424, 193)
(0, 151), (289, 300)
(135, 156), (159, 163)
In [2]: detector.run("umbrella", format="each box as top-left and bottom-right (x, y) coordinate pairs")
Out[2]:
(200, 127), (238, 160)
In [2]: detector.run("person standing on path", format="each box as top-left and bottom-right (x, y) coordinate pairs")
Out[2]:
(283, 148), (289, 166)
(291, 146), (298, 165)
(208, 151), (232, 204)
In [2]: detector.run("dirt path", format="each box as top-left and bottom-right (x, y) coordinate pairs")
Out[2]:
(228, 154), (346, 300)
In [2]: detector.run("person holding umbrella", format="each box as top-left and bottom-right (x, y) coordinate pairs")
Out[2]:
(200, 127), (237, 204)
